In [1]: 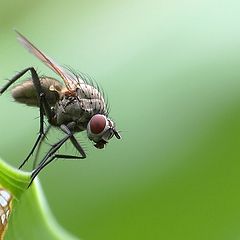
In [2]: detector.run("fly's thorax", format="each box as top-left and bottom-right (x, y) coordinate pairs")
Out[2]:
(55, 97), (85, 129)
(77, 83), (107, 115)
(77, 83), (103, 100)
(11, 77), (64, 107)
(54, 85), (107, 131)
(77, 84), (107, 121)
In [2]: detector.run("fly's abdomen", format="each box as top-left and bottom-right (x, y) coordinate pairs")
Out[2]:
(11, 77), (64, 107)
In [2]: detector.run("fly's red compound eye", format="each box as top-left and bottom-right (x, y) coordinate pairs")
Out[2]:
(89, 114), (106, 134)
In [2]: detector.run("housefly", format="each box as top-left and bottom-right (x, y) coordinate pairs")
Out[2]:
(0, 31), (121, 186)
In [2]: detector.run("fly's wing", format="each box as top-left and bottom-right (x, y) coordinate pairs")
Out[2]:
(15, 30), (84, 91)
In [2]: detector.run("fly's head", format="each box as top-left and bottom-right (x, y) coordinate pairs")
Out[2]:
(87, 114), (121, 149)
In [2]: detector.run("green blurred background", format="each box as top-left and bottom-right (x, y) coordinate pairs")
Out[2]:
(1, 0), (240, 239)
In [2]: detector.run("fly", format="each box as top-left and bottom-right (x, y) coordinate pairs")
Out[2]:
(0, 31), (121, 187)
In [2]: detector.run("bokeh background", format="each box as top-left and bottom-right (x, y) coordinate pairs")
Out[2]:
(1, 0), (240, 239)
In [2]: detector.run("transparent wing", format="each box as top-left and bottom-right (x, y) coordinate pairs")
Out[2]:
(15, 30), (84, 91)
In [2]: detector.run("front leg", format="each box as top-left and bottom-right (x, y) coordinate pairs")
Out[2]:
(29, 124), (86, 187)
(32, 124), (52, 170)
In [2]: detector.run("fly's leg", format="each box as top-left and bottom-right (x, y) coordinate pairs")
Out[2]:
(29, 135), (70, 187)
(18, 94), (45, 169)
(0, 68), (34, 94)
(29, 124), (86, 187)
(29, 154), (84, 187)
(32, 125), (51, 170)
(0, 68), (54, 168)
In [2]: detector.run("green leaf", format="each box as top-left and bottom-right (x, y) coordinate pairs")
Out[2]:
(0, 158), (78, 240)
